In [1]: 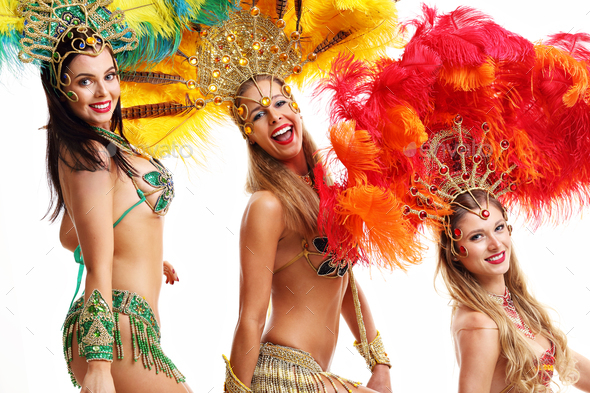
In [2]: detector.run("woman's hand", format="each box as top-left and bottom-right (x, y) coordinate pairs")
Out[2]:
(366, 364), (392, 393)
(80, 361), (116, 393)
(163, 260), (179, 285)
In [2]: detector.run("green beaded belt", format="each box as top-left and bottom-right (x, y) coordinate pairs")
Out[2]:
(62, 289), (185, 388)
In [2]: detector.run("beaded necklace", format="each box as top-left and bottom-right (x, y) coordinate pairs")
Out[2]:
(489, 287), (535, 339)
(299, 173), (313, 187)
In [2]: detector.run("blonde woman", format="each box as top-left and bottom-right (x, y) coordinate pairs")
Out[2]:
(436, 189), (590, 392)
(223, 76), (392, 392)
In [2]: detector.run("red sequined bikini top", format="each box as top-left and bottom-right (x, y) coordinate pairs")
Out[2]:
(539, 341), (556, 389)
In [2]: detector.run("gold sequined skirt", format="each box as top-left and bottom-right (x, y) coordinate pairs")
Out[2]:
(251, 343), (361, 392)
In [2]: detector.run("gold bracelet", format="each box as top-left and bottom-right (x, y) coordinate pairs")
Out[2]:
(353, 331), (392, 370)
(223, 355), (253, 393)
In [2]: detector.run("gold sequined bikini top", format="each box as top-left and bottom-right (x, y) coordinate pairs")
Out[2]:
(273, 237), (350, 278)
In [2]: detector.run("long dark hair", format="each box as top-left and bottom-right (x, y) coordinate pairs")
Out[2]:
(42, 28), (135, 221)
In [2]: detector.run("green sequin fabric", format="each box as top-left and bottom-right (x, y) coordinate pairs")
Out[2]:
(63, 289), (185, 387)
(17, 0), (137, 64)
(142, 158), (174, 214)
(78, 289), (115, 362)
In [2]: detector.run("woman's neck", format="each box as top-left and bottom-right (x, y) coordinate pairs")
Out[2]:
(280, 148), (308, 176)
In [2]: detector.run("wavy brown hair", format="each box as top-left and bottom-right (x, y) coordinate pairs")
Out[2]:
(435, 189), (579, 392)
(234, 75), (323, 239)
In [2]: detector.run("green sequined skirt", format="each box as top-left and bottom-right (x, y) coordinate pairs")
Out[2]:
(62, 289), (185, 387)
(252, 343), (361, 392)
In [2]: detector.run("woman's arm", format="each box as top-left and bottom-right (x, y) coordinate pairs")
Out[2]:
(572, 350), (590, 392)
(60, 147), (116, 392)
(454, 311), (500, 393)
(59, 209), (78, 252)
(228, 191), (285, 388)
(341, 278), (391, 392)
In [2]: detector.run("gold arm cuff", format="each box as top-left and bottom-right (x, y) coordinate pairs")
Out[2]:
(353, 331), (392, 370)
(223, 355), (253, 393)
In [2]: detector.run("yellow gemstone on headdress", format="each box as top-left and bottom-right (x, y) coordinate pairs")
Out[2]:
(214, 96), (223, 105)
(187, 80), (196, 89)
(279, 53), (289, 62)
(208, 84), (218, 92)
(250, 7), (260, 16)
(227, 34), (236, 42)
(86, 36), (96, 45)
(195, 99), (205, 109)
(276, 19), (286, 29)
(307, 53), (317, 61)
(189, 56), (198, 66)
(237, 107), (244, 116)
(293, 65), (302, 74)
(212, 69), (221, 78)
(200, 30), (209, 37)
(222, 55), (230, 64)
(283, 85), (291, 95)
(252, 41), (261, 50)
(290, 31), (300, 41)
(291, 102), (299, 110)
(245, 125), (252, 135)
(261, 97), (271, 107)
(239, 58), (249, 66)
(270, 45), (279, 54)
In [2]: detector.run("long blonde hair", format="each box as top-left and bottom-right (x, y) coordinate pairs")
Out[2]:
(435, 190), (579, 392)
(235, 75), (322, 239)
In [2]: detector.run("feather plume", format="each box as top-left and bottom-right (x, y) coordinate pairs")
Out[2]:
(275, 0), (287, 20)
(120, 71), (186, 85)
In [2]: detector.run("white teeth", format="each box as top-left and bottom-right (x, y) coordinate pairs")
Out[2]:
(487, 252), (503, 261)
(272, 126), (292, 138)
(90, 103), (109, 109)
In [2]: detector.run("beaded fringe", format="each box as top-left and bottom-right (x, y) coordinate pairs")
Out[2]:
(251, 343), (360, 393)
(62, 293), (185, 387)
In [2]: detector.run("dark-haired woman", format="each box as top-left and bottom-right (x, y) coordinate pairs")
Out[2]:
(436, 189), (590, 393)
(44, 35), (192, 393)
(223, 76), (392, 393)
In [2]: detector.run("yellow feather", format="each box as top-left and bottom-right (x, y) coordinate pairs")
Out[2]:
(109, 0), (179, 39)
(0, 0), (21, 34)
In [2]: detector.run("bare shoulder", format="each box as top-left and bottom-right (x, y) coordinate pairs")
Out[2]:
(453, 304), (498, 334)
(244, 191), (284, 221)
(59, 139), (112, 172)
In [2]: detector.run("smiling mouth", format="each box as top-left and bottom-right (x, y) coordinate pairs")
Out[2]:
(485, 251), (505, 264)
(272, 125), (293, 142)
(89, 101), (111, 113)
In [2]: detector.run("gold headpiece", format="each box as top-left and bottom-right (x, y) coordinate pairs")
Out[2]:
(191, 6), (321, 138)
(17, 0), (138, 101)
(402, 115), (517, 257)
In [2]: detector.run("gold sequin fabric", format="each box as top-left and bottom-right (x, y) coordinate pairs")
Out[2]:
(251, 343), (361, 392)
(353, 331), (391, 370)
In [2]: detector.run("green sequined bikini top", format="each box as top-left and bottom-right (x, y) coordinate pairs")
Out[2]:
(93, 126), (175, 216)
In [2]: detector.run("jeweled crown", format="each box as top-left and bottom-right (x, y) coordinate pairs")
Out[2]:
(403, 115), (517, 222)
(17, 0), (137, 101)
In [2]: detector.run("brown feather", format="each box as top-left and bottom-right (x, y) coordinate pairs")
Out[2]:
(313, 31), (352, 54)
(275, 0), (287, 19)
(122, 102), (193, 119)
(120, 71), (186, 85)
(295, 0), (302, 32)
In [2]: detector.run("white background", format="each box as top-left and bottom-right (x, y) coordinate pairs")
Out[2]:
(1, 1), (589, 392)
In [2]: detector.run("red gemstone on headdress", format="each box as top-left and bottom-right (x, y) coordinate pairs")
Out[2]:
(413, 173), (420, 182)
(422, 143), (430, 151)
(462, 173), (470, 181)
(454, 114), (463, 124)
(419, 210), (428, 220)
(402, 205), (411, 215)
(410, 187), (418, 196)
(457, 145), (466, 154)
(473, 155), (482, 164)
(501, 140), (510, 149)
(481, 209), (490, 218)
(460, 246), (467, 255)
(510, 183), (517, 191)
(429, 185), (438, 194)
(440, 165), (449, 175)
(218, 45), (224, 50)
(261, 36), (267, 42)
(426, 197), (434, 205)
(501, 172), (509, 180)
(454, 228), (462, 238)
(214, 56), (220, 63)
(482, 122), (490, 132)
(488, 162), (495, 171)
